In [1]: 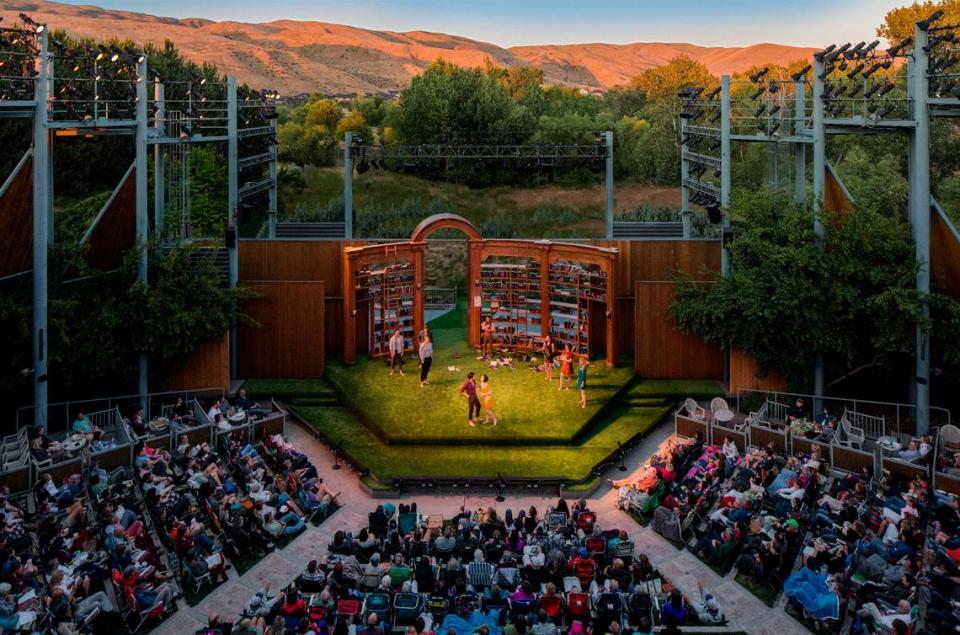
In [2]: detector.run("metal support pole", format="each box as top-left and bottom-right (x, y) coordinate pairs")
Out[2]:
(227, 77), (239, 381)
(680, 118), (691, 238)
(720, 76), (732, 274)
(268, 117), (278, 239)
(136, 59), (149, 403)
(604, 130), (615, 239)
(812, 57), (827, 405)
(153, 80), (165, 238)
(344, 131), (353, 239)
(911, 25), (931, 435)
(32, 28), (50, 428)
(794, 80), (807, 208)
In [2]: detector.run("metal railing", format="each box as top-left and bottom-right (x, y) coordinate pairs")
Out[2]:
(424, 287), (457, 309)
(15, 387), (226, 434)
(736, 389), (950, 438)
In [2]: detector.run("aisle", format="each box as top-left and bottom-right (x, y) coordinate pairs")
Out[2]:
(151, 419), (807, 635)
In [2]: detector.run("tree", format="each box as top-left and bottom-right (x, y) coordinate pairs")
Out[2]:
(304, 98), (343, 132)
(277, 122), (336, 167)
(878, 0), (960, 42)
(669, 190), (960, 391)
(335, 109), (373, 142)
(630, 55), (716, 114)
(188, 146), (228, 237)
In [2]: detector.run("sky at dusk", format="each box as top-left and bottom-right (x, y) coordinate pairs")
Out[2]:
(53, 0), (901, 48)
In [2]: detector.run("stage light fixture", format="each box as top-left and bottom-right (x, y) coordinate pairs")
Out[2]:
(754, 103), (767, 117)
(847, 41), (866, 59)
(878, 83), (895, 97)
(846, 63), (865, 79)
(862, 40), (881, 55)
(791, 65), (812, 82)
(862, 62), (883, 79)
(918, 9), (944, 31)
(749, 67), (769, 83)
(864, 83), (881, 99)
(825, 43), (852, 63)
(768, 122), (781, 136)
(750, 86), (765, 100)
(817, 44), (837, 60)
(705, 86), (721, 99)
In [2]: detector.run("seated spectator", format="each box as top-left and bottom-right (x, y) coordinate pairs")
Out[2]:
(235, 388), (272, 419)
(208, 398), (224, 422)
(72, 411), (95, 435)
(898, 441), (922, 462)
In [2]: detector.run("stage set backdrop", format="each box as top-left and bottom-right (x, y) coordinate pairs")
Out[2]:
(169, 214), (785, 394)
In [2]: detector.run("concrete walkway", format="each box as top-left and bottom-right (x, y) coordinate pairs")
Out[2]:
(153, 420), (808, 635)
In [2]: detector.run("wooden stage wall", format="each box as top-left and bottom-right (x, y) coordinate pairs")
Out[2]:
(0, 156), (33, 278)
(238, 280), (325, 378)
(170, 333), (230, 391)
(238, 240), (365, 356)
(634, 281), (724, 379)
(729, 347), (788, 393)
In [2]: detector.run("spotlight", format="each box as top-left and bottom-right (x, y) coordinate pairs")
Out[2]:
(750, 86), (765, 100)
(769, 104), (782, 116)
(768, 122), (781, 136)
(705, 86), (721, 99)
(825, 43), (852, 63)
(887, 37), (913, 57)
(918, 9), (944, 31)
(863, 40), (881, 56)
(862, 62), (883, 79)
(846, 63), (865, 79)
(847, 41), (867, 59)
(816, 44), (837, 60)
(754, 103), (767, 117)
(768, 82), (779, 94)
(877, 104), (896, 118)
(878, 83), (895, 97)
(864, 83), (881, 98)
(706, 204), (722, 224)
(749, 67), (769, 83)
(791, 65), (812, 82)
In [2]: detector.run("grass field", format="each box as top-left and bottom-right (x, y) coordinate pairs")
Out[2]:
(324, 299), (636, 445)
(243, 301), (722, 484)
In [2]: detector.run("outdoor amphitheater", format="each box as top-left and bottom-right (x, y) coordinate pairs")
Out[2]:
(1, 2), (960, 635)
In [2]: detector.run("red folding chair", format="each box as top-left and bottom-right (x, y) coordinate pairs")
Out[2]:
(336, 598), (362, 620)
(566, 591), (590, 621)
(576, 511), (597, 534)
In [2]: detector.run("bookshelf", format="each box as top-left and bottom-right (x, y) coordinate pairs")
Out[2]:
(354, 258), (417, 358)
(547, 260), (608, 356)
(479, 256), (542, 349)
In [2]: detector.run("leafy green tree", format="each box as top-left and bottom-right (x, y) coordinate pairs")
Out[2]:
(353, 94), (389, 128)
(188, 147), (229, 237)
(834, 145), (908, 217)
(670, 190), (960, 390)
(277, 122), (336, 167)
(630, 55), (716, 115)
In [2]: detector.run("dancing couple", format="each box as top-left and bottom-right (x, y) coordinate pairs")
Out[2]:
(460, 371), (497, 427)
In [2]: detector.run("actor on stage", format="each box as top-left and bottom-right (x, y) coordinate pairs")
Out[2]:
(460, 372), (482, 427)
(559, 345), (574, 390)
(480, 375), (497, 426)
(481, 316), (495, 357)
(541, 334), (555, 382)
(576, 357), (588, 408)
(419, 336), (433, 388)
(388, 328), (405, 376)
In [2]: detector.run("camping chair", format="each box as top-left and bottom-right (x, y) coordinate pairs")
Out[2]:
(584, 536), (607, 560)
(120, 584), (165, 632)
(454, 593), (479, 618)
(336, 598), (362, 622)
(482, 595), (509, 625)
(626, 591), (653, 629)
(397, 512), (418, 535)
(940, 424), (960, 452)
(575, 511), (597, 534)
(547, 512), (568, 532)
(393, 591), (423, 626)
(684, 398), (706, 420)
(573, 558), (597, 588)
(363, 592), (392, 624)
(562, 576), (582, 593)
(427, 595), (450, 623)
(509, 598), (537, 621)
(595, 592), (624, 628)
(426, 514), (444, 531)
(566, 591), (591, 622)
(539, 593), (563, 622)
(613, 539), (635, 560)
(361, 571), (382, 591)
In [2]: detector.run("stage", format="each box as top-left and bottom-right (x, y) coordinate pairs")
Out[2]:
(249, 299), (722, 490)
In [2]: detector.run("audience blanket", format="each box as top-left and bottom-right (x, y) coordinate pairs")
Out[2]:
(439, 609), (502, 635)
(766, 468), (798, 498)
(784, 568), (840, 621)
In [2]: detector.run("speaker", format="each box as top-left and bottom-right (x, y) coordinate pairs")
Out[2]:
(706, 205), (722, 224)
(225, 228), (237, 249)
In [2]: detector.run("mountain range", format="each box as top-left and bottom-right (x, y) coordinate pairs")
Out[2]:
(2, 1), (818, 95)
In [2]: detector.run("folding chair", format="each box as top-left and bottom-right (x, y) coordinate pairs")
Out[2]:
(626, 591), (653, 628)
(613, 540), (635, 560)
(363, 592), (392, 624)
(584, 536), (606, 560)
(397, 512), (418, 535)
(122, 585), (165, 631)
(562, 576), (582, 593)
(427, 595), (450, 623)
(393, 591), (422, 626)
(566, 591), (590, 622)
(575, 511), (597, 534)
(181, 557), (212, 593)
(336, 598), (362, 622)
(454, 593), (479, 618)
(547, 512), (568, 532)
(426, 515), (444, 531)
(361, 571), (382, 591)
(539, 593), (563, 622)
(595, 592), (624, 629)
(509, 598), (537, 622)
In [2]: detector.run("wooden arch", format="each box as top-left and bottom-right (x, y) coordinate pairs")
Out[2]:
(410, 213), (481, 242)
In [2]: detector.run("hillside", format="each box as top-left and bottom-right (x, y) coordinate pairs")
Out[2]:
(1, 0), (817, 94)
